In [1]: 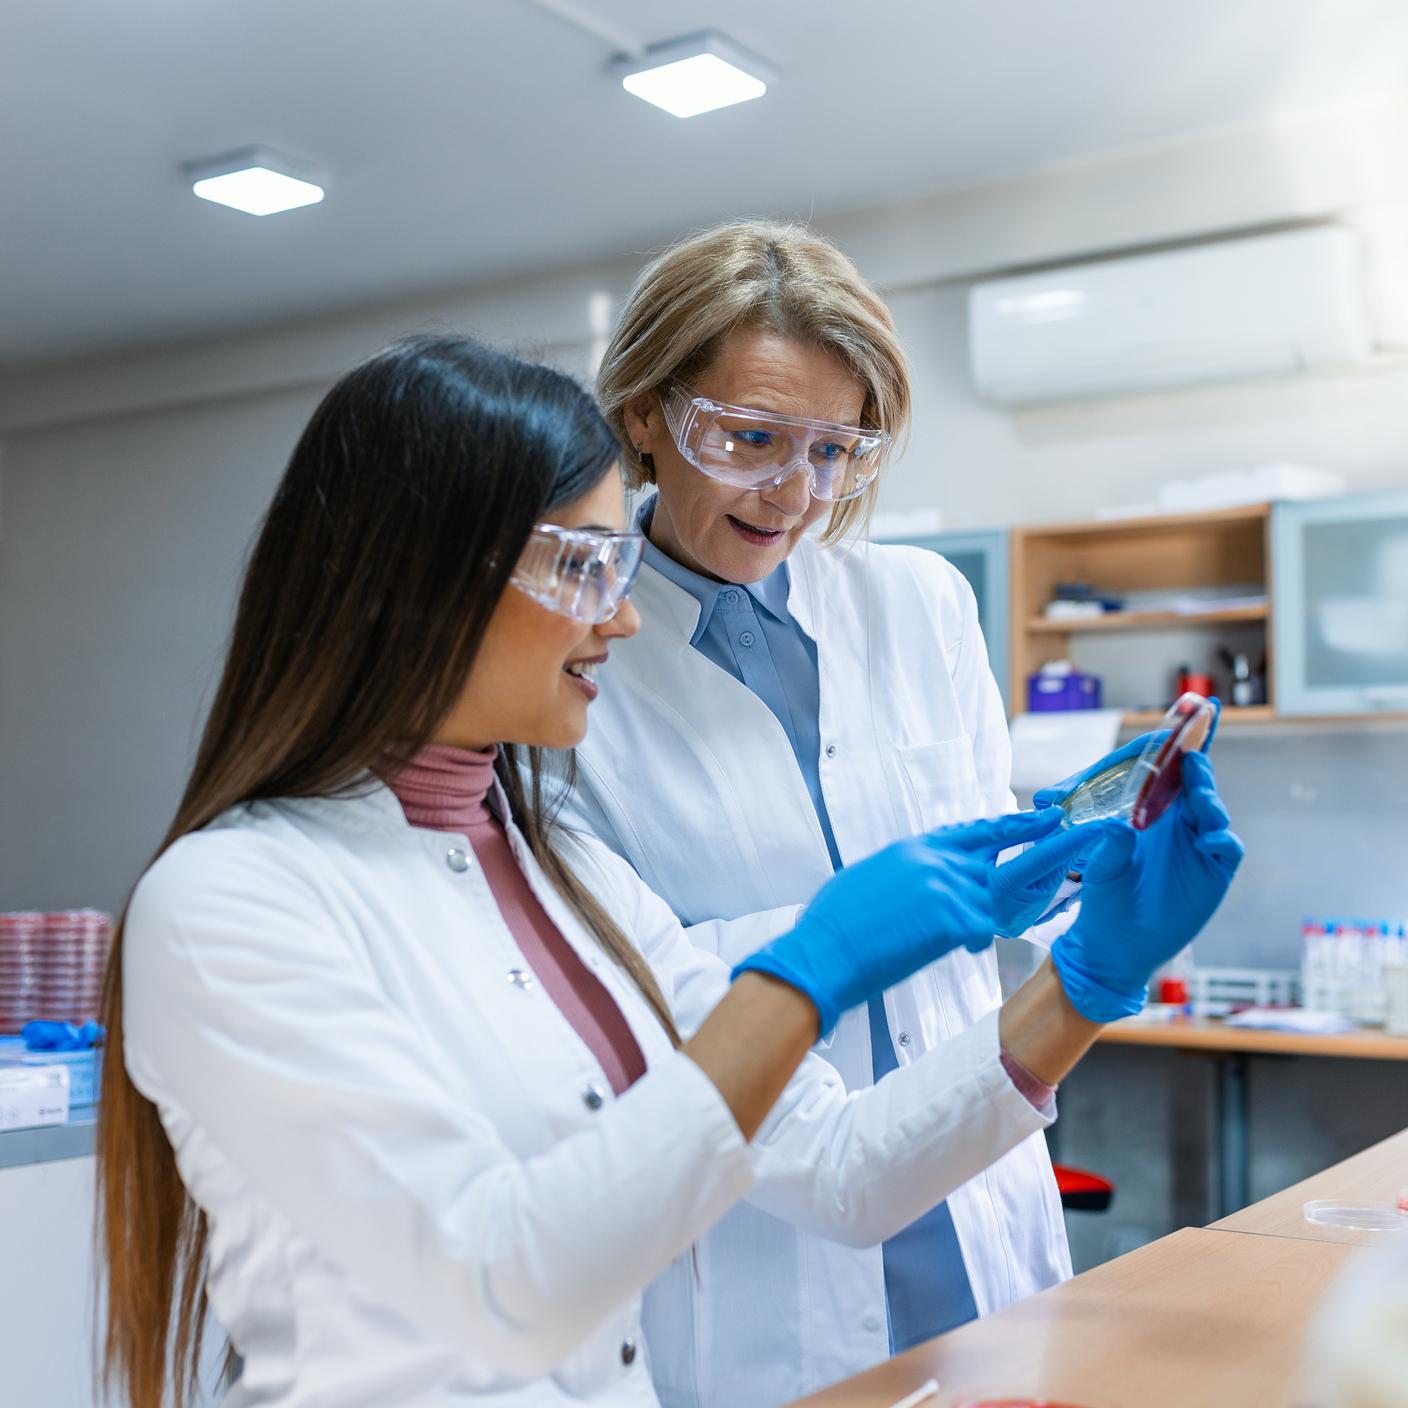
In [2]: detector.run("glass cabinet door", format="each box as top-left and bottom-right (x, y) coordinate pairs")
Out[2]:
(873, 527), (1011, 709)
(1273, 490), (1408, 715)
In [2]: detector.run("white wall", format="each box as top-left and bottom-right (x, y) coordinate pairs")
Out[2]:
(5, 95), (1408, 913)
(879, 281), (1408, 532)
(0, 390), (320, 912)
(0, 1150), (228, 1408)
(0, 1157), (100, 1404)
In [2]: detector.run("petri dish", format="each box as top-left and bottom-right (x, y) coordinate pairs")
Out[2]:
(1058, 692), (1215, 832)
(1303, 1199), (1408, 1232)
(1121, 693), (1216, 831)
(1058, 754), (1143, 829)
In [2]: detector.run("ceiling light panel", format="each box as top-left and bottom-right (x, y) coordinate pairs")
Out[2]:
(184, 146), (324, 216)
(618, 32), (771, 118)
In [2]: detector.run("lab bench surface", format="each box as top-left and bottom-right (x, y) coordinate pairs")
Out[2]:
(0, 1114), (96, 1170)
(786, 1227), (1354, 1408)
(1211, 1125), (1408, 1246)
(786, 1127), (1408, 1408)
(1098, 1016), (1408, 1060)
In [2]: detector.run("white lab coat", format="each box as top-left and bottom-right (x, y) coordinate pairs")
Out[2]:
(562, 531), (1074, 1408)
(122, 780), (1051, 1408)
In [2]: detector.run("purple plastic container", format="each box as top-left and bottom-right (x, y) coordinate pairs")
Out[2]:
(1027, 669), (1103, 711)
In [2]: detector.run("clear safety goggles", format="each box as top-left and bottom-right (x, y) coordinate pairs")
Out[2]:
(660, 386), (891, 503)
(510, 523), (644, 624)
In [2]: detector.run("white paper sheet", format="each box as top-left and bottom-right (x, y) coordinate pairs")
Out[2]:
(1222, 1007), (1358, 1035)
(1008, 708), (1124, 796)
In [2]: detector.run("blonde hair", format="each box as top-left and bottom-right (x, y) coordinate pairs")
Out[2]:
(596, 219), (911, 542)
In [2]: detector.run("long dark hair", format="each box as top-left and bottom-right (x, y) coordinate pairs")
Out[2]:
(96, 335), (679, 1408)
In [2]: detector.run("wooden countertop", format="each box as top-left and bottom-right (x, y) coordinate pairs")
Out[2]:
(788, 1124), (1408, 1407)
(1211, 1126), (1408, 1246)
(788, 1227), (1354, 1408)
(1097, 1015), (1408, 1060)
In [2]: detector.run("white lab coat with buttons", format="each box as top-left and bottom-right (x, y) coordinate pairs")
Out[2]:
(122, 779), (1052, 1408)
(562, 533), (1074, 1408)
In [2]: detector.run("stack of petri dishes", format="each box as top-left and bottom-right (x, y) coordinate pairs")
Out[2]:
(35, 910), (111, 1025)
(0, 912), (45, 1035)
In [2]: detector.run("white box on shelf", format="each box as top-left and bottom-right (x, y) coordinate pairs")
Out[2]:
(0, 1048), (101, 1106)
(0, 1064), (70, 1132)
(1158, 463), (1346, 514)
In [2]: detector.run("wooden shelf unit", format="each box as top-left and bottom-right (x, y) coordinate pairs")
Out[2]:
(1024, 603), (1268, 634)
(1011, 502), (1273, 722)
(1122, 703), (1274, 728)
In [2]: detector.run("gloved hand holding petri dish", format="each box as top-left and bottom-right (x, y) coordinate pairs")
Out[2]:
(1058, 693), (1220, 832)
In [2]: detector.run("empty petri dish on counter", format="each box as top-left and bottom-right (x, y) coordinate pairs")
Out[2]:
(1303, 1200), (1408, 1232)
(1059, 692), (1217, 833)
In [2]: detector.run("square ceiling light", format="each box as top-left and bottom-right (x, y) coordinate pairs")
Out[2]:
(618, 32), (771, 118)
(184, 146), (325, 216)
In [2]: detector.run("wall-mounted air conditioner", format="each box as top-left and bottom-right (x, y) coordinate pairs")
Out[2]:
(968, 225), (1373, 406)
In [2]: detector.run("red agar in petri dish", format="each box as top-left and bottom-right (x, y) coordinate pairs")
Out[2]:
(1122, 692), (1217, 831)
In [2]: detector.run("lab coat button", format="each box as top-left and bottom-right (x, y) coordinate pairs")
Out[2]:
(582, 1083), (605, 1111)
(445, 848), (470, 873)
(897, 1030), (912, 1047)
(507, 968), (534, 991)
(620, 1337), (637, 1366)
(825, 744), (838, 758)
(861, 1314), (882, 1334)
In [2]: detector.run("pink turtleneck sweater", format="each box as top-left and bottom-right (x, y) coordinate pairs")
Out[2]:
(388, 744), (646, 1096)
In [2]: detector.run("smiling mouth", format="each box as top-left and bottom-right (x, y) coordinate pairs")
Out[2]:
(564, 655), (603, 700)
(727, 515), (785, 545)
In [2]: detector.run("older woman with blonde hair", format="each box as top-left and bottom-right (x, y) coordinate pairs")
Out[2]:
(561, 220), (1175, 1407)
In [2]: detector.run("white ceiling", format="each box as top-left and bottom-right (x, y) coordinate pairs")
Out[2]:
(4, 0), (1408, 368)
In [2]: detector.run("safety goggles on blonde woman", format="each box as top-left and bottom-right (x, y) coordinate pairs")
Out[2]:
(660, 385), (891, 503)
(511, 523), (645, 624)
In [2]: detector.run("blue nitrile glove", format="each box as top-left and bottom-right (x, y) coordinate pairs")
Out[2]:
(22, 1019), (104, 1051)
(733, 811), (1061, 1037)
(1050, 751), (1244, 1023)
(989, 817), (1110, 937)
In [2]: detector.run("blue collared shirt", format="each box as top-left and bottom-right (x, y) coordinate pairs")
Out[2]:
(637, 499), (979, 1353)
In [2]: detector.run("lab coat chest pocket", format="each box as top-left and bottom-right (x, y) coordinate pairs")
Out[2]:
(896, 736), (981, 832)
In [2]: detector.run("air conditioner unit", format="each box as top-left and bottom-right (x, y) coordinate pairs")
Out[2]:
(968, 225), (1372, 406)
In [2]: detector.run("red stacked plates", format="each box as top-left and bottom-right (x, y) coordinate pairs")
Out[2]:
(34, 910), (112, 1025)
(0, 912), (45, 1034)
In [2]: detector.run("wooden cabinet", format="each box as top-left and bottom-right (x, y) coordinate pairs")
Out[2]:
(1011, 503), (1274, 726)
(893, 496), (1405, 728)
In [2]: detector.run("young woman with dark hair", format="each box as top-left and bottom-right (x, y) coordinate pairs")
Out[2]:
(96, 335), (1240, 1408)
